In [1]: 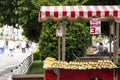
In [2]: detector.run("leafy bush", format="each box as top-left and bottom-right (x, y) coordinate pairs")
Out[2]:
(66, 22), (91, 61)
(39, 21), (58, 60)
(39, 21), (91, 61)
(33, 49), (40, 60)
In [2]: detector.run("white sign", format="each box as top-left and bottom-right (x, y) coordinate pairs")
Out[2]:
(90, 18), (101, 34)
(56, 29), (62, 37)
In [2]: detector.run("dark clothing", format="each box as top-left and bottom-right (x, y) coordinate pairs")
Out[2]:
(22, 48), (26, 53)
(26, 43), (29, 48)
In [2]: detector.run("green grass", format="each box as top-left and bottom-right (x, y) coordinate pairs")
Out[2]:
(27, 60), (44, 74)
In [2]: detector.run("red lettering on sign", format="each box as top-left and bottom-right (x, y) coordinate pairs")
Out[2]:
(90, 24), (101, 27)
(91, 19), (99, 24)
(90, 28), (96, 33)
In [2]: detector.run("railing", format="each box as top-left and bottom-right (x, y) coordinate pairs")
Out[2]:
(0, 53), (33, 80)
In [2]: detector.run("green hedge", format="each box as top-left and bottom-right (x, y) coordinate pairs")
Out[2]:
(33, 49), (40, 60)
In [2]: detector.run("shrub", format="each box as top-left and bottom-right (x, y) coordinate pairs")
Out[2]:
(39, 21), (91, 61)
(33, 49), (40, 60)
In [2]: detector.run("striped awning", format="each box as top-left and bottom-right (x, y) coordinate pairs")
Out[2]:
(38, 5), (120, 22)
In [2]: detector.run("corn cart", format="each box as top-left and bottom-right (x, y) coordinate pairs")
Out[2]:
(38, 5), (120, 80)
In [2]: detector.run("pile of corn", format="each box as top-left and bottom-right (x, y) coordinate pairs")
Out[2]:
(44, 57), (117, 70)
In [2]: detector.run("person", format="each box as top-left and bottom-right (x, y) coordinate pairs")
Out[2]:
(21, 40), (26, 53)
(98, 42), (103, 54)
(15, 39), (21, 53)
(0, 39), (5, 54)
(26, 40), (30, 53)
(8, 39), (15, 54)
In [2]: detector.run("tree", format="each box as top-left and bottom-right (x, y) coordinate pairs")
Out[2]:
(0, 0), (18, 27)
(15, 0), (42, 42)
(0, 0), (41, 42)
(0, 0), (30, 27)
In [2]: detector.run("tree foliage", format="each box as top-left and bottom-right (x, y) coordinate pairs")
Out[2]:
(0, 0), (30, 27)
(0, 0), (41, 42)
(16, 0), (42, 42)
(0, 0), (18, 27)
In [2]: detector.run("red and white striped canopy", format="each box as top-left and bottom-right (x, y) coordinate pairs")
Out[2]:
(38, 5), (120, 21)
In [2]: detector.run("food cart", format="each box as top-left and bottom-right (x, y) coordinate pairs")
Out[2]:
(38, 5), (120, 80)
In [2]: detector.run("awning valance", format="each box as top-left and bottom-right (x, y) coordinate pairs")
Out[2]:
(38, 5), (120, 22)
